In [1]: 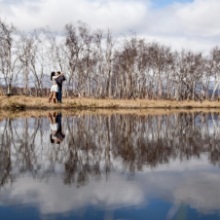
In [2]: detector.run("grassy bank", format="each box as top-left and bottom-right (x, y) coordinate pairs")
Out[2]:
(1, 95), (220, 120)
(1, 95), (220, 110)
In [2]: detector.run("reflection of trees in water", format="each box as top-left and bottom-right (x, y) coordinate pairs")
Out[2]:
(0, 119), (12, 186)
(0, 112), (220, 187)
(110, 113), (201, 170)
(0, 117), (44, 186)
(64, 115), (111, 185)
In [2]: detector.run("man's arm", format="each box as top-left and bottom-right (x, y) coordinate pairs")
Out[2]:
(62, 74), (66, 81)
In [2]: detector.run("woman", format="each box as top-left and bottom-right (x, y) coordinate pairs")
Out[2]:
(48, 71), (63, 103)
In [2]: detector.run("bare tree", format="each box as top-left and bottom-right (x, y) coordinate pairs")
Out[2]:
(0, 19), (18, 95)
(65, 22), (93, 97)
(28, 28), (53, 96)
(208, 47), (220, 100)
(104, 30), (114, 98)
(113, 36), (138, 98)
(172, 50), (204, 101)
(17, 32), (34, 95)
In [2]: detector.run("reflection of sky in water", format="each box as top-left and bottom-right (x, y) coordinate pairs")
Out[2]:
(0, 162), (220, 219)
(0, 112), (220, 219)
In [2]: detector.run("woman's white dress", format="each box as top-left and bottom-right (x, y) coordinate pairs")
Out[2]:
(50, 77), (58, 92)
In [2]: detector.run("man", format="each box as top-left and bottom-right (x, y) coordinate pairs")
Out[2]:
(55, 71), (66, 103)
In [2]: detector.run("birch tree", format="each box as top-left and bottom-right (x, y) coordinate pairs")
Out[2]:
(0, 19), (18, 95)
(209, 47), (220, 100)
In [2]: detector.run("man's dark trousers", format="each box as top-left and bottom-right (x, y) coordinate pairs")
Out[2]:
(57, 86), (62, 103)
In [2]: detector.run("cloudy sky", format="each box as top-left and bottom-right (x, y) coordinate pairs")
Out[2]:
(0, 0), (219, 53)
(1, 157), (220, 216)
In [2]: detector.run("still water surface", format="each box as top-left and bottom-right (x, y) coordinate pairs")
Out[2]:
(0, 111), (220, 220)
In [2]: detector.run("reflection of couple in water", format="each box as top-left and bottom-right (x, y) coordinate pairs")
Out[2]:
(48, 71), (66, 103)
(48, 112), (65, 144)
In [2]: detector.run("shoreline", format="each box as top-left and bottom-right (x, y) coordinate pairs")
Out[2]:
(1, 107), (220, 121)
(1, 96), (220, 119)
(1, 95), (220, 110)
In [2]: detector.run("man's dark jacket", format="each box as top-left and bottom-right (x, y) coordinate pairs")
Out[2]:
(56, 75), (66, 88)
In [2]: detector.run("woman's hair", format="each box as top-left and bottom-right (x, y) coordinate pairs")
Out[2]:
(50, 72), (55, 80)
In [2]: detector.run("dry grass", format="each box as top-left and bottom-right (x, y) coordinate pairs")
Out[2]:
(1, 95), (220, 110)
(1, 95), (220, 120)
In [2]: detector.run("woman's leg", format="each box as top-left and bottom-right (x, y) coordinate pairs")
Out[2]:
(48, 92), (53, 102)
(52, 92), (57, 103)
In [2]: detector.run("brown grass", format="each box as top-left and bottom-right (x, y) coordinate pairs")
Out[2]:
(1, 95), (220, 110)
(0, 95), (220, 120)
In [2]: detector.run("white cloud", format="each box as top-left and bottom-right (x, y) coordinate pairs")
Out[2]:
(0, 0), (220, 53)
(176, 0), (220, 37)
(0, 155), (219, 216)
(137, 0), (220, 53)
(0, 174), (144, 214)
(0, 0), (148, 33)
(173, 172), (220, 212)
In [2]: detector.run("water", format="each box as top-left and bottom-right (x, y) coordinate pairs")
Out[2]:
(0, 111), (220, 220)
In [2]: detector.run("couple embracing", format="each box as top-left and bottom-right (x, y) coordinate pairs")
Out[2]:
(49, 71), (66, 103)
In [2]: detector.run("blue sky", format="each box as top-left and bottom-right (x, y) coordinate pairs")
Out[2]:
(0, 0), (219, 54)
(152, 0), (193, 8)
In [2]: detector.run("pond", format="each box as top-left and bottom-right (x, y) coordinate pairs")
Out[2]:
(0, 111), (220, 220)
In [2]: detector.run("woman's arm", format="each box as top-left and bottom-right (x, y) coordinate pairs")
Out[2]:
(53, 72), (64, 79)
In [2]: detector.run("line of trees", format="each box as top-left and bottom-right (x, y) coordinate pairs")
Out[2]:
(1, 19), (220, 100)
